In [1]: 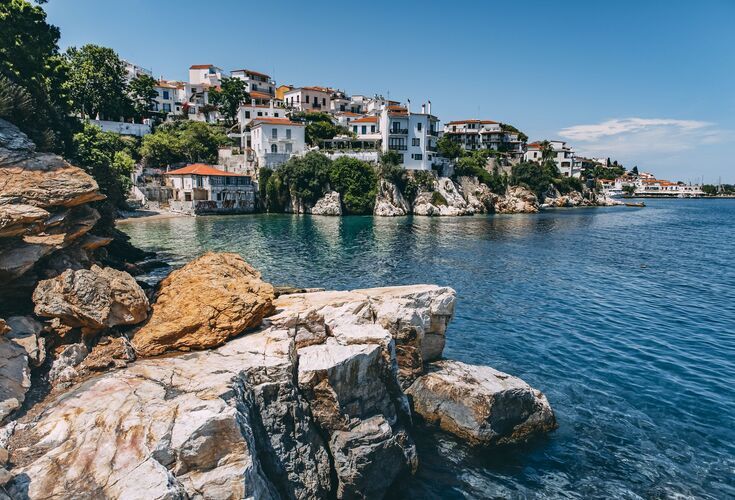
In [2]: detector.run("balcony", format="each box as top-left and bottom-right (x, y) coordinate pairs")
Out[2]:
(389, 128), (408, 135)
(427, 145), (437, 152)
(388, 144), (407, 151)
(427, 129), (439, 136)
(311, 103), (322, 109)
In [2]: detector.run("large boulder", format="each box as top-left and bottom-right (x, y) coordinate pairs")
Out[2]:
(6, 326), (332, 499)
(132, 252), (275, 356)
(457, 176), (497, 213)
(413, 177), (475, 216)
(32, 265), (149, 336)
(494, 186), (539, 214)
(308, 191), (342, 216)
(406, 360), (557, 446)
(374, 179), (409, 216)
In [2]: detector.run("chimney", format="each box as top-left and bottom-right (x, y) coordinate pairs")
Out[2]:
(421, 103), (426, 114)
(407, 99), (411, 114)
(427, 100), (432, 115)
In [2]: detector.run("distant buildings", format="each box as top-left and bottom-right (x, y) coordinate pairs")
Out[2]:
(443, 120), (525, 159)
(602, 175), (704, 197)
(525, 140), (581, 178)
(231, 69), (276, 96)
(284, 86), (331, 112)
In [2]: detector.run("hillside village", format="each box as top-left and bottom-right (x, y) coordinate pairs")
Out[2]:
(91, 59), (712, 216)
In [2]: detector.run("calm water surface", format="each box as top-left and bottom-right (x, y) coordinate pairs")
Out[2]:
(121, 199), (735, 499)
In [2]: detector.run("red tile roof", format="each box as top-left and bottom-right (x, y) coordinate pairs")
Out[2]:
(352, 116), (378, 123)
(166, 164), (248, 177)
(250, 91), (273, 100)
(189, 64), (214, 69)
(250, 118), (304, 127)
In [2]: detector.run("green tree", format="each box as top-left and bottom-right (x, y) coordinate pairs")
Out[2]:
(701, 184), (718, 196)
(622, 184), (637, 196)
(128, 74), (158, 119)
(511, 161), (558, 197)
(500, 123), (528, 143)
(208, 77), (249, 126)
(291, 112), (349, 145)
(71, 123), (138, 211)
(140, 121), (230, 168)
(65, 44), (130, 120)
(0, 0), (78, 152)
(278, 151), (332, 204)
(328, 157), (377, 214)
(436, 135), (462, 159)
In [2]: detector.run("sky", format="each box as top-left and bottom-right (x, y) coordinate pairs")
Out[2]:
(44, 0), (735, 183)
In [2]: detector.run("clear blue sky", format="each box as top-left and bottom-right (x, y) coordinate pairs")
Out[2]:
(45, 0), (735, 183)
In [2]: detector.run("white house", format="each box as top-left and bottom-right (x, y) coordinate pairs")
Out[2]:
(185, 64), (223, 122)
(230, 68), (276, 96)
(188, 64), (222, 87)
(232, 100), (287, 152)
(122, 60), (152, 82)
(525, 140), (581, 178)
(379, 101), (440, 170)
(284, 86), (331, 112)
(351, 115), (380, 140)
(250, 118), (306, 169)
(153, 80), (185, 117)
(443, 120), (525, 158)
(165, 163), (255, 214)
(333, 111), (362, 129)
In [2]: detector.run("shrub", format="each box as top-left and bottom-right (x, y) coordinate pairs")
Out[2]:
(431, 191), (447, 206)
(328, 157), (377, 214)
(556, 175), (584, 194)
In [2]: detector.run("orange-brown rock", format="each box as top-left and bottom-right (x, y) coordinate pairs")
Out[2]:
(132, 252), (275, 356)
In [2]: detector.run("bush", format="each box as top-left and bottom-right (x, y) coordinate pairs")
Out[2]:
(278, 151), (332, 204)
(452, 150), (507, 193)
(511, 160), (558, 197)
(328, 157), (377, 214)
(556, 175), (584, 194)
(431, 191), (447, 206)
(141, 121), (230, 168)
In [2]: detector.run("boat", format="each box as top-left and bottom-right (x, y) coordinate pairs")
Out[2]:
(625, 202), (646, 207)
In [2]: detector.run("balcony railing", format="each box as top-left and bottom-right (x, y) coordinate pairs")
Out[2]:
(389, 128), (408, 135)
(388, 144), (407, 151)
(311, 103), (322, 109)
(427, 129), (439, 136)
(427, 145), (437, 152)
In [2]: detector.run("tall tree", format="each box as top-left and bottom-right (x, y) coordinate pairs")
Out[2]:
(0, 0), (77, 152)
(128, 74), (158, 120)
(208, 77), (248, 126)
(64, 44), (130, 120)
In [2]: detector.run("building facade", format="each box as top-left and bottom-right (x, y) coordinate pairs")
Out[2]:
(165, 163), (255, 214)
(525, 140), (581, 178)
(379, 102), (440, 170)
(230, 69), (276, 96)
(250, 118), (306, 168)
(443, 120), (525, 158)
(283, 87), (331, 112)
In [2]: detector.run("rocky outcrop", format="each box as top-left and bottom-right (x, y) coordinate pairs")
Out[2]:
(308, 190), (342, 216)
(406, 360), (557, 446)
(494, 186), (540, 214)
(131, 252), (275, 356)
(413, 177), (475, 216)
(457, 176), (497, 214)
(0, 118), (111, 313)
(0, 323), (31, 424)
(32, 265), (149, 337)
(4, 316), (45, 367)
(374, 179), (410, 216)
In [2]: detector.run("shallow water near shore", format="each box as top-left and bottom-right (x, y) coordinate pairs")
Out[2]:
(120, 199), (735, 499)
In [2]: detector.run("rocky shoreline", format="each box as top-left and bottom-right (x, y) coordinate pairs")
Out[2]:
(0, 118), (557, 498)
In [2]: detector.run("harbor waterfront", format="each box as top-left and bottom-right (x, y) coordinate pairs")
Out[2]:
(121, 199), (735, 498)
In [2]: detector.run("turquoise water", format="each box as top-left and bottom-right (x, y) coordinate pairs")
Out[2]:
(120, 199), (735, 499)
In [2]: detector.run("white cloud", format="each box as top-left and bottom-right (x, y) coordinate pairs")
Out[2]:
(557, 118), (730, 160)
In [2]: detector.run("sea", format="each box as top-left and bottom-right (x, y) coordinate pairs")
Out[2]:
(120, 199), (735, 499)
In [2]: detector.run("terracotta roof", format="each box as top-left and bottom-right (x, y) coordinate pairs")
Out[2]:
(250, 91), (272, 100)
(157, 81), (179, 89)
(446, 119), (499, 125)
(250, 117), (304, 127)
(232, 68), (271, 79)
(190, 64), (214, 69)
(338, 112), (361, 117)
(166, 164), (248, 177)
(301, 86), (331, 93)
(527, 142), (543, 149)
(352, 116), (378, 123)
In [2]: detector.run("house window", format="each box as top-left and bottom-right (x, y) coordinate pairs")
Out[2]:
(417, 122), (422, 131)
(413, 154), (423, 160)
(163, 90), (170, 100)
(340, 105), (345, 111)
(412, 138), (420, 146)
(353, 126), (358, 134)
(163, 103), (171, 112)
(257, 111), (263, 116)
(285, 143), (292, 153)
(271, 144), (278, 153)
(305, 95), (310, 103)
(184, 192), (192, 201)
(371, 125), (376, 133)
(322, 98), (326, 105)
(286, 129), (291, 139)
(274, 112), (280, 117)
(245, 111), (251, 119)
(361, 126), (367, 135)
(272, 128), (278, 139)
